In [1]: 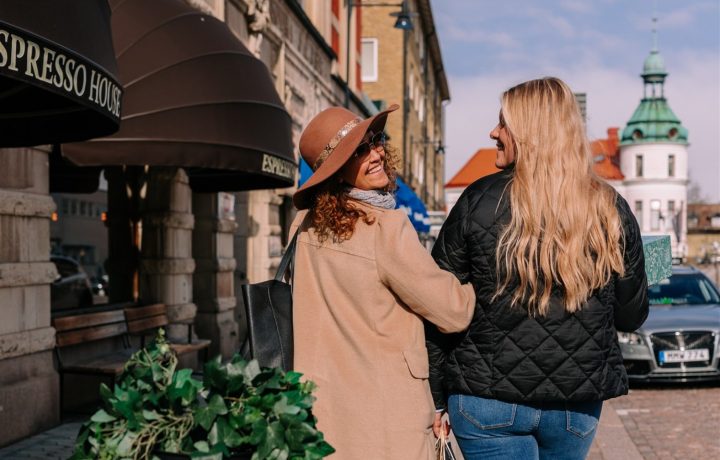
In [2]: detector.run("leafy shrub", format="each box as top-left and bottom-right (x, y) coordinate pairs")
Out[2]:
(71, 330), (334, 460)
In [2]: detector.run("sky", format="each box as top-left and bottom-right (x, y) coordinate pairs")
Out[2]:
(433, 0), (720, 202)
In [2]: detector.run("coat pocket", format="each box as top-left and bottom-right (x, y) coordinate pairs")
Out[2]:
(402, 348), (430, 378)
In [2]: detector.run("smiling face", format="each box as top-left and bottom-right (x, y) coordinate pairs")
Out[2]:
(340, 131), (390, 190)
(489, 111), (516, 169)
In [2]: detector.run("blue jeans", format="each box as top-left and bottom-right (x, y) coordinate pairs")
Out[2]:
(448, 394), (602, 460)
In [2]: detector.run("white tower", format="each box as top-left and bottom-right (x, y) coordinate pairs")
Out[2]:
(619, 18), (689, 261)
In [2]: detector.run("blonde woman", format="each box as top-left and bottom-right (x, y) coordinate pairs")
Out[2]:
(290, 105), (475, 459)
(427, 77), (649, 460)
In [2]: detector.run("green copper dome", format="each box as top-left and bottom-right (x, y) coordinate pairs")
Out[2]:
(621, 98), (688, 145)
(621, 45), (688, 146)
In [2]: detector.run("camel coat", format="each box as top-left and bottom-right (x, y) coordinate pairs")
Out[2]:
(290, 202), (475, 460)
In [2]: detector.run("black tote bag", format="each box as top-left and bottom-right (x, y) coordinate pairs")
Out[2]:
(240, 231), (298, 371)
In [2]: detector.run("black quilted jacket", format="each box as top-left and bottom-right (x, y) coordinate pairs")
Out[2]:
(427, 169), (649, 408)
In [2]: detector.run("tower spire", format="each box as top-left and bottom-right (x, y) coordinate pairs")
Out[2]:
(652, 0), (658, 51)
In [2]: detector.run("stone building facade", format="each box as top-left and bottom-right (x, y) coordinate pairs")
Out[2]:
(0, 0), (410, 445)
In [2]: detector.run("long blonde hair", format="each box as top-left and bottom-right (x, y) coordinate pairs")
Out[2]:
(495, 77), (625, 315)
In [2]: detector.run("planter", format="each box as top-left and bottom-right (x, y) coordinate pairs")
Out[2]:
(154, 450), (253, 460)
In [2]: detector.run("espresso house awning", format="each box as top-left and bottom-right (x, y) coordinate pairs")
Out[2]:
(61, 0), (295, 192)
(0, 0), (122, 146)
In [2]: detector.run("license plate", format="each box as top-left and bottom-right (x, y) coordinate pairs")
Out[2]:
(659, 349), (710, 363)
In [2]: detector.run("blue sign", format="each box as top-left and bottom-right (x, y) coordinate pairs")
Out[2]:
(395, 177), (430, 233)
(298, 158), (313, 187)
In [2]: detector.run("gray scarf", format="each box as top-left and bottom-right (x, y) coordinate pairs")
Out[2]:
(345, 187), (396, 209)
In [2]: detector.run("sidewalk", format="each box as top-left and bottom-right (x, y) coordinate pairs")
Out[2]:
(0, 403), (643, 459)
(588, 399), (644, 460)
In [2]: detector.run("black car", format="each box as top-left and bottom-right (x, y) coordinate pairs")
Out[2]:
(50, 255), (94, 311)
(619, 266), (720, 382)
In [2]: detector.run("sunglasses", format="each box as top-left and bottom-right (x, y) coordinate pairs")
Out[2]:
(353, 132), (386, 158)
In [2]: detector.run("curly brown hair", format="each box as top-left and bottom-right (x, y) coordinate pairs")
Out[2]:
(310, 143), (400, 243)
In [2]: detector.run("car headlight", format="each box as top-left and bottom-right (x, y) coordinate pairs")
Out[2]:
(617, 332), (644, 345)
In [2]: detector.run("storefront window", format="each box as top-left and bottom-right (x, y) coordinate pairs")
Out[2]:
(50, 185), (110, 311)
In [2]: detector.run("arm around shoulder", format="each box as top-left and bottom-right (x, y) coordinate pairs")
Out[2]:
(375, 210), (475, 333)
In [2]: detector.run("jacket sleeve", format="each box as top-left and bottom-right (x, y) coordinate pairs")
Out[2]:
(427, 191), (474, 410)
(614, 196), (650, 332)
(375, 210), (475, 334)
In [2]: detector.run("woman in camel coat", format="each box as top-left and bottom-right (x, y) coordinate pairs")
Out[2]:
(290, 104), (475, 460)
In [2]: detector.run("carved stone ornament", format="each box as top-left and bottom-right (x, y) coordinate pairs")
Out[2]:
(247, 0), (270, 33)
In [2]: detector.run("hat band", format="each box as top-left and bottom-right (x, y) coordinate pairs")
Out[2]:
(313, 117), (363, 171)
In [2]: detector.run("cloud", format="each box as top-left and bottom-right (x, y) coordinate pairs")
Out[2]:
(558, 0), (595, 14)
(443, 27), (521, 48)
(525, 7), (577, 38)
(628, 1), (719, 30)
(661, 2), (718, 28)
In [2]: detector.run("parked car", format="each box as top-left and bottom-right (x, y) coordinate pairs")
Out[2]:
(619, 265), (720, 382)
(50, 255), (94, 311)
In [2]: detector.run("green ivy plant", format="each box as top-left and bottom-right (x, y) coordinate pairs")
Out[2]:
(71, 330), (334, 460)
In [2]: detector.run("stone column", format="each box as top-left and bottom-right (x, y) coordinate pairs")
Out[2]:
(0, 146), (59, 446)
(139, 168), (197, 343)
(193, 192), (239, 360)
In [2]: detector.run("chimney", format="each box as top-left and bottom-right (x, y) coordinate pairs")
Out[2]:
(607, 127), (619, 141)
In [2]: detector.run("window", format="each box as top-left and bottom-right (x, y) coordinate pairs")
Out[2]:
(70, 200), (77, 216)
(688, 214), (698, 228)
(668, 200), (675, 216)
(636, 154), (643, 177)
(62, 199), (69, 215)
(711, 215), (720, 228)
(650, 200), (661, 230)
(361, 38), (378, 82)
(668, 154), (675, 177)
(634, 201), (643, 229)
(79, 201), (87, 216)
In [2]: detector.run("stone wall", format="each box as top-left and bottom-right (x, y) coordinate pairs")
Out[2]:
(0, 146), (59, 446)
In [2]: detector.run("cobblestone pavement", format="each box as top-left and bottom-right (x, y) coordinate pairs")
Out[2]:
(589, 383), (720, 460)
(610, 383), (720, 460)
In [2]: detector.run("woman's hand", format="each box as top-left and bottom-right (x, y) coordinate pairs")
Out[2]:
(432, 412), (450, 438)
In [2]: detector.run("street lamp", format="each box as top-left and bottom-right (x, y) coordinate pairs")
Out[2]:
(344, 1), (415, 108)
(390, 2), (414, 30)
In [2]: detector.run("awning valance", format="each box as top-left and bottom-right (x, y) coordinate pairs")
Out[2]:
(0, 0), (122, 146)
(61, 0), (295, 192)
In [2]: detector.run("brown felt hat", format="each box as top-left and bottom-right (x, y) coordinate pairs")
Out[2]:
(293, 104), (399, 209)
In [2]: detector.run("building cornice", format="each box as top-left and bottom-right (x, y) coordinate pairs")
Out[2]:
(284, 0), (337, 60)
(417, 0), (449, 101)
(623, 178), (690, 186)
